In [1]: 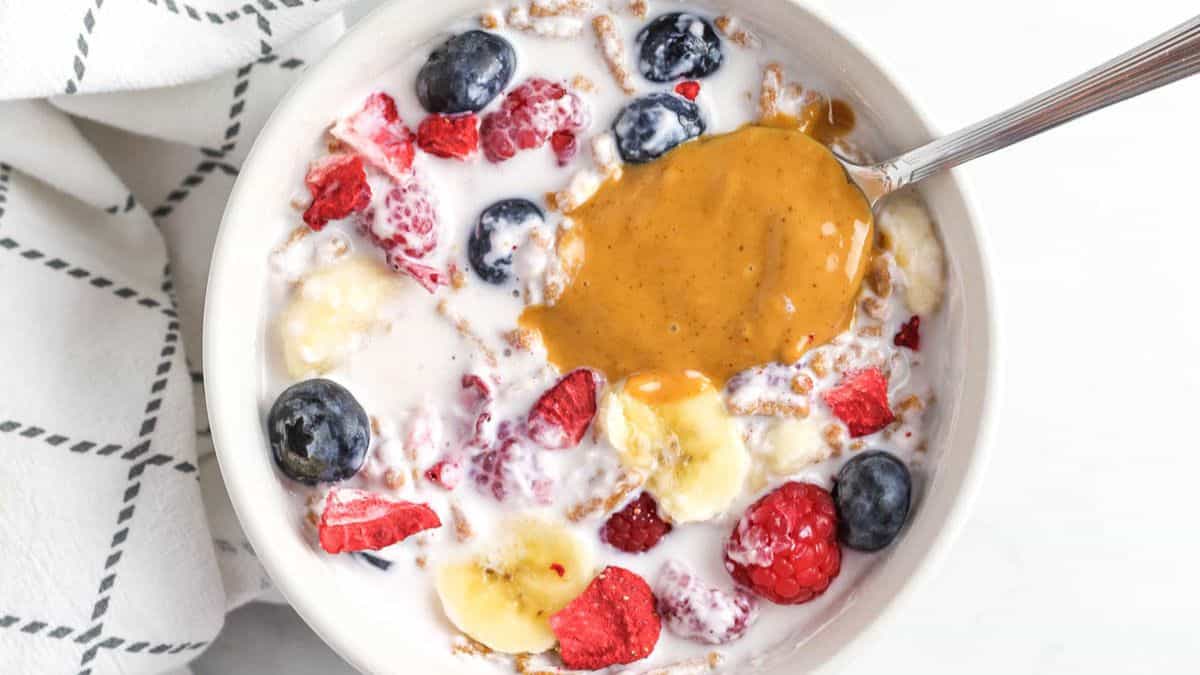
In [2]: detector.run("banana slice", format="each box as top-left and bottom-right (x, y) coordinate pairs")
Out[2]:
(278, 256), (399, 377)
(435, 516), (594, 654)
(878, 194), (945, 315)
(763, 418), (830, 475)
(601, 373), (750, 523)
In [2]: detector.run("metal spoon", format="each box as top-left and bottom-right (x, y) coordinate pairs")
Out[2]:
(842, 15), (1200, 206)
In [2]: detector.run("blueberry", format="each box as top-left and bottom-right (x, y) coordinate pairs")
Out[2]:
(468, 198), (544, 284)
(416, 31), (516, 114)
(833, 451), (912, 551)
(267, 379), (369, 485)
(612, 93), (705, 164)
(636, 13), (723, 83)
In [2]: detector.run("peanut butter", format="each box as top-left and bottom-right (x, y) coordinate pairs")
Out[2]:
(520, 125), (872, 384)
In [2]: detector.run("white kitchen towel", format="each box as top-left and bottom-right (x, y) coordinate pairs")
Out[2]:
(0, 1), (354, 673)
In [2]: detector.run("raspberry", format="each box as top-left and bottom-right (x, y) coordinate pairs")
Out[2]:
(674, 80), (701, 101)
(318, 488), (441, 554)
(360, 179), (438, 258)
(724, 482), (840, 604)
(550, 130), (578, 166)
(469, 436), (552, 505)
(480, 78), (589, 163)
(330, 92), (416, 181)
(893, 315), (921, 351)
(460, 373), (492, 404)
(527, 369), (599, 449)
(301, 154), (371, 231)
(655, 560), (758, 644)
(416, 113), (479, 159)
(820, 367), (895, 437)
(550, 566), (661, 670)
(600, 492), (672, 553)
(385, 253), (446, 294)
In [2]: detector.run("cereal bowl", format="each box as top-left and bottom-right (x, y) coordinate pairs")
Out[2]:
(204, 0), (998, 672)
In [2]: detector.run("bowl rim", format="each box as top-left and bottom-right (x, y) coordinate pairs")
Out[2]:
(203, 1), (1000, 672)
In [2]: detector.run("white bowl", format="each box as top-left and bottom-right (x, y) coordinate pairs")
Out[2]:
(204, 1), (999, 672)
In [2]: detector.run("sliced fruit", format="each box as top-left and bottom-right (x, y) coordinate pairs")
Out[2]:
(278, 256), (399, 378)
(762, 417), (830, 476)
(600, 373), (750, 523)
(435, 516), (594, 654)
(878, 194), (945, 315)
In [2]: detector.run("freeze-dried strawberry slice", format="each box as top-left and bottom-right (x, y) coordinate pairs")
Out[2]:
(301, 154), (371, 231)
(480, 78), (589, 163)
(820, 367), (895, 438)
(361, 179), (438, 258)
(674, 80), (701, 101)
(330, 92), (416, 182)
(317, 488), (441, 554)
(527, 369), (599, 449)
(416, 113), (479, 159)
(893, 315), (921, 351)
(550, 566), (661, 670)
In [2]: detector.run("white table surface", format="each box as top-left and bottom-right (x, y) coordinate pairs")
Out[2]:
(195, 0), (1200, 672)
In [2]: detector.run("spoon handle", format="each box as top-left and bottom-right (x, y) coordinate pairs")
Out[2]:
(874, 14), (1200, 194)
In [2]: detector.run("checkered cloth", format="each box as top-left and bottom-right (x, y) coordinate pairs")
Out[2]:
(0, 2), (354, 673)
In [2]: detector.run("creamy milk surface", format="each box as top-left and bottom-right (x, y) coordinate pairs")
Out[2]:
(260, 2), (949, 672)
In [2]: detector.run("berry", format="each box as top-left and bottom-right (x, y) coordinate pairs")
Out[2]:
(301, 154), (371, 231)
(550, 130), (578, 166)
(318, 488), (441, 553)
(424, 457), (464, 490)
(674, 80), (701, 100)
(636, 13), (723, 83)
(550, 566), (661, 670)
(894, 315), (921, 351)
(267, 379), (369, 485)
(820, 367), (895, 438)
(833, 451), (911, 551)
(330, 92), (416, 182)
(416, 113), (479, 159)
(416, 31), (516, 114)
(724, 482), (841, 605)
(480, 78), (588, 163)
(385, 253), (446, 294)
(469, 436), (552, 505)
(655, 560), (758, 644)
(612, 93), (704, 164)
(527, 369), (599, 449)
(467, 198), (544, 284)
(360, 179), (438, 258)
(601, 492), (672, 553)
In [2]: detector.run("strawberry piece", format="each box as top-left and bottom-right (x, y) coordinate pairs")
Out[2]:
(550, 566), (661, 670)
(674, 80), (701, 101)
(820, 367), (895, 438)
(361, 179), (438, 258)
(318, 488), (441, 554)
(893, 315), (921, 351)
(301, 154), (371, 231)
(527, 369), (599, 449)
(424, 457), (463, 490)
(461, 373), (492, 402)
(416, 113), (479, 159)
(480, 78), (589, 163)
(330, 92), (416, 182)
(723, 482), (840, 605)
(601, 492), (672, 554)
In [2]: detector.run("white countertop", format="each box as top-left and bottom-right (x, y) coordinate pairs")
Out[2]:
(195, 0), (1200, 672)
